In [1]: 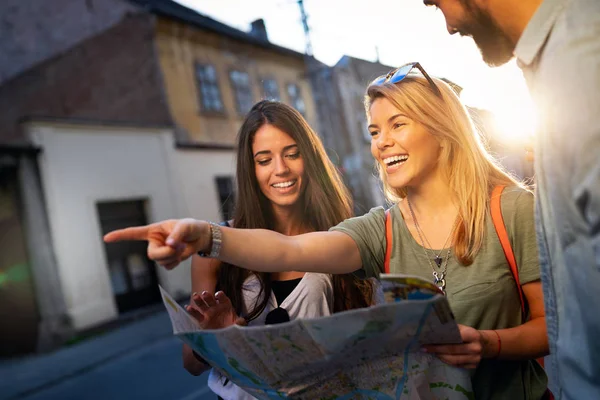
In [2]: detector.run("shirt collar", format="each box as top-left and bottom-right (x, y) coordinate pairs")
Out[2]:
(514, 0), (569, 67)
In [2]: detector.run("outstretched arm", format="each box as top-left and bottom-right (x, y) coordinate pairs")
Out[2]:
(218, 226), (361, 274)
(103, 219), (362, 274)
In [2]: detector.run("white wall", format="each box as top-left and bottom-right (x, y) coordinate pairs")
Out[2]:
(172, 150), (236, 222)
(27, 123), (235, 330)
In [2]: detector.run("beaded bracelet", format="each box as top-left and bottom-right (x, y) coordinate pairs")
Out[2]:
(492, 330), (502, 358)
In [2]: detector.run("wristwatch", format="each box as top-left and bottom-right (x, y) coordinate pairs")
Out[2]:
(198, 222), (222, 258)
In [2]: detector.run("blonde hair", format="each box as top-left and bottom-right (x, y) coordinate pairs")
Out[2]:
(365, 76), (527, 265)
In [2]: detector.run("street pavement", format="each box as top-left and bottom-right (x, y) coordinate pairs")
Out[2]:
(0, 311), (214, 400)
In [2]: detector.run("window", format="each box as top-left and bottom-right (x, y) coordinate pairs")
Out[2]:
(195, 64), (224, 113)
(287, 83), (306, 115)
(215, 176), (236, 221)
(230, 70), (254, 115)
(261, 78), (280, 101)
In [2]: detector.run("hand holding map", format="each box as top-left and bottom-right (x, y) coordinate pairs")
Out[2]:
(160, 274), (474, 399)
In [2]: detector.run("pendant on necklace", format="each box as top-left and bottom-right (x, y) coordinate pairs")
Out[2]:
(433, 271), (447, 295)
(434, 256), (442, 267)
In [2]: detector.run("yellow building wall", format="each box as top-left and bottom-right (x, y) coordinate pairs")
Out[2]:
(154, 18), (318, 146)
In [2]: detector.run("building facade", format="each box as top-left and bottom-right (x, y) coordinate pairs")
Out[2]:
(0, 0), (316, 355)
(309, 56), (392, 214)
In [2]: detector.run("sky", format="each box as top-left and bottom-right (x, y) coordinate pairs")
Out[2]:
(175, 0), (537, 144)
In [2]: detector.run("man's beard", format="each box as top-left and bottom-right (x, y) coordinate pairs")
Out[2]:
(459, 1), (515, 66)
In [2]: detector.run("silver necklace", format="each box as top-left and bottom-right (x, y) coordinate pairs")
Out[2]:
(406, 197), (458, 294)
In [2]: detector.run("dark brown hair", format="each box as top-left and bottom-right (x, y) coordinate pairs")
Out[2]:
(216, 100), (374, 321)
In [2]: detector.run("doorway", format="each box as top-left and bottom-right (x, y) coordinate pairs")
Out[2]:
(97, 199), (160, 313)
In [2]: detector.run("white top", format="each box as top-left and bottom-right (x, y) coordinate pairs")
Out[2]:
(207, 272), (334, 400)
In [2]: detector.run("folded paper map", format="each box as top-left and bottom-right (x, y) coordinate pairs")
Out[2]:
(160, 274), (474, 399)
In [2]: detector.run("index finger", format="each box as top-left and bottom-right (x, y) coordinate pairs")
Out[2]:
(104, 226), (151, 243)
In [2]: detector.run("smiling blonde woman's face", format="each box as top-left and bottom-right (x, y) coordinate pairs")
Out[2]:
(368, 97), (442, 190)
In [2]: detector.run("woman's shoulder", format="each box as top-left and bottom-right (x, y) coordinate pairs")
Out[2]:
(499, 185), (532, 199)
(350, 206), (388, 221)
(368, 205), (388, 216)
(303, 272), (334, 285)
(498, 185), (534, 216)
(330, 206), (387, 231)
(294, 273), (334, 303)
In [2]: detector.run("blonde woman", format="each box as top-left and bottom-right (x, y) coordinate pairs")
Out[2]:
(105, 63), (549, 399)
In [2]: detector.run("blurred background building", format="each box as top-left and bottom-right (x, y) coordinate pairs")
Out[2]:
(308, 56), (390, 214)
(0, 0), (532, 359)
(0, 0), (317, 357)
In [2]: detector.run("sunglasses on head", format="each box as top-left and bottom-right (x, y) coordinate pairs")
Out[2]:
(371, 62), (442, 98)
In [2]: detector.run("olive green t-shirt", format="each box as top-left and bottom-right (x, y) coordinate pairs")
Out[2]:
(331, 187), (547, 400)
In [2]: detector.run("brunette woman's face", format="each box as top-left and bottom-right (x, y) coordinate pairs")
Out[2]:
(252, 124), (306, 210)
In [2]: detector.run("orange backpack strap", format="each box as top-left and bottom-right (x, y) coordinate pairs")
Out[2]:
(491, 185), (526, 316)
(492, 187), (547, 370)
(384, 209), (392, 274)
